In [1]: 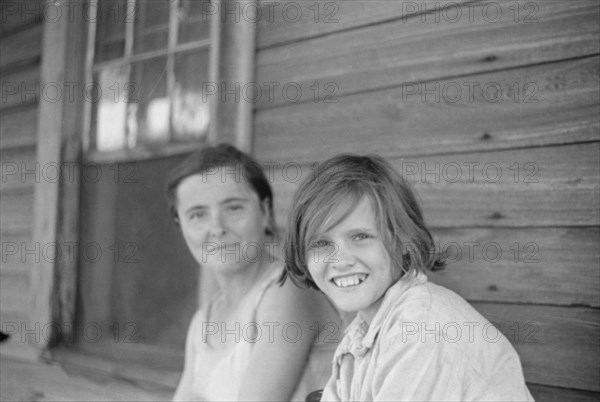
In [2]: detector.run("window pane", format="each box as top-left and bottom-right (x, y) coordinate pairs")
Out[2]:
(130, 56), (169, 144)
(172, 49), (210, 141)
(178, 0), (211, 44)
(95, 0), (127, 62)
(95, 65), (131, 151)
(133, 0), (170, 54)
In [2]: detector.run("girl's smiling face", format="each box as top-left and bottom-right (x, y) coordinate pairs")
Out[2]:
(306, 197), (398, 320)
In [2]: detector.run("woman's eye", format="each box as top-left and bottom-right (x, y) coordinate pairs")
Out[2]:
(189, 211), (206, 221)
(354, 233), (372, 241)
(226, 204), (244, 213)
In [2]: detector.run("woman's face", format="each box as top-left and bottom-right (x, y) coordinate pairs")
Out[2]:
(175, 169), (269, 274)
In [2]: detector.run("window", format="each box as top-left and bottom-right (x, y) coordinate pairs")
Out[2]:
(88, 0), (212, 153)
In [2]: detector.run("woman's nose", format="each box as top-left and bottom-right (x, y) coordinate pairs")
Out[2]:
(208, 213), (226, 238)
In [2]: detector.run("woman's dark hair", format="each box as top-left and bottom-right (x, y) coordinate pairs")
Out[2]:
(281, 154), (445, 290)
(165, 143), (275, 235)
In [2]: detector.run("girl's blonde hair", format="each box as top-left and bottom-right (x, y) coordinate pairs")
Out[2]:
(281, 154), (445, 289)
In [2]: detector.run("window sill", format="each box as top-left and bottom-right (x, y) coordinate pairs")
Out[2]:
(84, 140), (205, 164)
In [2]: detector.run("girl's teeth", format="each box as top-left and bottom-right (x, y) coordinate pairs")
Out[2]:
(333, 274), (367, 288)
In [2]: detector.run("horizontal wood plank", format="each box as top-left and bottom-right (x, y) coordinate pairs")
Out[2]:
(412, 144), (600, 227)
(270, 143), (599, 228)
(473, 303), (600, 391)
(0, 355), (171, 400)
(55, 342), (184, 389)
(255, 0), (600, 108)
(0, 310), (37, 361)
(527, 383), (600, 402)
(427, 227), (600, 307)
(0, 104), (38, 149)
(0, 23), (42, 71)
(0, 66), (39, 110)
(0, 271), (30, 316)
(0, 191), (34, 233)
(0, 0), (44, 35)
(0, 147), (38, 193)
(255, 56), (600, 163)
(256, 0), (471, 49)
(0, 231), (34, 276)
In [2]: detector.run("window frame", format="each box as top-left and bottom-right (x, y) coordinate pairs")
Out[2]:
(82, 0), (218, 163)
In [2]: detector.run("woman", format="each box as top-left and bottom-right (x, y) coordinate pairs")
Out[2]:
(168, 144), (342, 401)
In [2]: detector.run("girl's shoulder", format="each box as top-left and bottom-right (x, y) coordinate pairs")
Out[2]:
(380, 278), (486, 334)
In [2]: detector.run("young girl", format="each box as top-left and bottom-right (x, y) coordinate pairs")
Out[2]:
(282, 154), (534, 401)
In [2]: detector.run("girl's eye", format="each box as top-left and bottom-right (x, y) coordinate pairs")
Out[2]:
(353, 233), (372, 241)
(310, 239), (331, 249)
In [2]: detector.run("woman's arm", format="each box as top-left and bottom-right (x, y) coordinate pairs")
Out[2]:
(238, 279), (320, 401)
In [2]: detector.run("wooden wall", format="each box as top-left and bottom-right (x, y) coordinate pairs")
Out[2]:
(254, 0), (599, 399)
(0, 0), (45, 360)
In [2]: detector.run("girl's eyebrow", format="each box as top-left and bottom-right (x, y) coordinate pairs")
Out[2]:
(346, 226), (376, 233)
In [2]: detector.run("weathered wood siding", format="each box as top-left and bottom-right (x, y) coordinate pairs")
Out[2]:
(0, 0), (45, 360)
(254, 0), (600, 399)
(0, 1), (43, 357)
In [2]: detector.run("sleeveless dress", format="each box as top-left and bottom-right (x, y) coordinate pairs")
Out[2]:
(175, 266), (340, 401)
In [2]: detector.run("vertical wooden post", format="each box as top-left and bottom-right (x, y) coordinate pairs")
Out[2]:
(29, 0), (86, 353)
(208, 0), (257, 152)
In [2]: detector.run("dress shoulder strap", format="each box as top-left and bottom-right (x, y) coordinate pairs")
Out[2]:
(248, 263), (284, 319)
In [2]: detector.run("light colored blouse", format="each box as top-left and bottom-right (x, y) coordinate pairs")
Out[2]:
(173, 266), (339, 401)
(321, 271), (535, 401)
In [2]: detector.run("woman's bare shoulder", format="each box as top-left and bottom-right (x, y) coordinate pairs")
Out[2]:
(258, 273), (341, 326)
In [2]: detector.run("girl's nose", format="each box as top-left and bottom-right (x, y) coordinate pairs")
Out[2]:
(331, 243), (356, 270)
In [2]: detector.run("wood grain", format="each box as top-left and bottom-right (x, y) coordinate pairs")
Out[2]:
(270, 143), (600, 228)
(527, 383), (600, 402)
(0, 310), (37, 361)
(0, 356), (172, 401)
(28, 1), (70, 353)
(255, 0), (600, 108)
(0, 105), (38, 149)
(0, 147), (38, 193)
(0, 231), (33, 276)
(0, 67), (40, 110)
(0, 23), (42, 71)
(0, 0), (44, 35)
(473, 303), (600, 391)
(0, 191), (34, 233)
(256, 0), (472, 49)
(0, 271), (30, 316)
(255, 56), (600, 163)
(428, 227), (600, 307)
